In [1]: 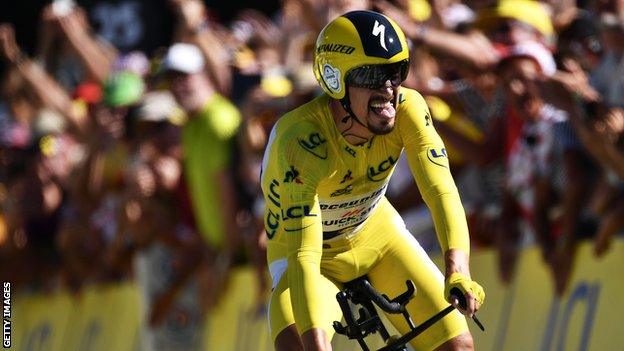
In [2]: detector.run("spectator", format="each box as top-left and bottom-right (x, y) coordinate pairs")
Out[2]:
(161, 43), (242, 277)
(494, 43), (591, 294)
(547, 13), (624, 259)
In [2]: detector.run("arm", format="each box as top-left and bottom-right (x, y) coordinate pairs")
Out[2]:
(170, 0), (232, 96)
(149, 232), (206, 326)
(497, 189), (521, 283)
(0, 24), (87, 134)
(532, 176), (555, 261)
(215, 168), (241, 255)
(546, 122), (593, 294)
(545, 63), (624, 178)
(53, 7), (117, 84)
(549, 148), (587, 295)
(568, 108), (624, 178)
(558, 147), (591, 250)
(375, 0), (499, 70)
(261, 122), (328, 348)
(398, 89), (484, 314)
(281, 138), (325, 336)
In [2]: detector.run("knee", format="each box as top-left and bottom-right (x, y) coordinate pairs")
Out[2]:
(275, 325), (304, 351)
(435, 332), (474, 351)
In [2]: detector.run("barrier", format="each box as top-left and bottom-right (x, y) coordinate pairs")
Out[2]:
(12, 284), (142, 351)
(10, 239), (624, 350)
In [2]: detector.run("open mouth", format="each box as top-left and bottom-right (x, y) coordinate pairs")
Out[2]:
(369, 95), (396, 120)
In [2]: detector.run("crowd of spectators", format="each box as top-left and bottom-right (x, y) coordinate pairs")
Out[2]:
(1, 0), (623, 348)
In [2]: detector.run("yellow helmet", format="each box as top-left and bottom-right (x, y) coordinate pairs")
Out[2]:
(313, 10), (410, 100)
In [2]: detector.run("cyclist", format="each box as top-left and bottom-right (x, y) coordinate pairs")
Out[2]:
(261, 10), (485, 351)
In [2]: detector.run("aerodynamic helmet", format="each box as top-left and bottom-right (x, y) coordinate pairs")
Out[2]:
(313, 10), (410, 100)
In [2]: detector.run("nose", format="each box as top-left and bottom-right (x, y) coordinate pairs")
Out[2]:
(509, 79), (525, 95)
(378, 80), (394, 94)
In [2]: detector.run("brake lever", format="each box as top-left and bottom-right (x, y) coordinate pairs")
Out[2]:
(449, 287), (485, 331)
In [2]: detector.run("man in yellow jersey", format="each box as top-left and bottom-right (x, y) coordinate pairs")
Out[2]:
(163, 43), (241, 253)
(261, 11), (485, 351)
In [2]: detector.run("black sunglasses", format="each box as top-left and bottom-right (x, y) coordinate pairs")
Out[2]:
(346, 60), (410, 90)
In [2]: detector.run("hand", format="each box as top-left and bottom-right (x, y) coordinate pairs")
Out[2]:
(444, 272), (485, 317)
(169, 0), (207, 32)
(0, 24), (22, 64)
(444, 249), (484, 316)
(593, 200), (624, 257)
(552, 59), (601, 102)
(593, 229), (613, 257)
(593, 108), (624, 138)
(236, 9), (281, 46)
(55, 8), (90, 37)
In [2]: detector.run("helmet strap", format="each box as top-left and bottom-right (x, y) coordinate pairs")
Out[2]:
(339, 87), (368, 129)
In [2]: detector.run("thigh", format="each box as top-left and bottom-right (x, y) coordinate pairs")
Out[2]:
(268, 265), (344, 343)
(368, 226), (468, 351)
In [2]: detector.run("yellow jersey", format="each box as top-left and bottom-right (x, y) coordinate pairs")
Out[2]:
(260, 87), (469, 333)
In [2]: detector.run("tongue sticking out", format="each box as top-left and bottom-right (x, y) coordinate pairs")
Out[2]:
(370, 101), (396, 119)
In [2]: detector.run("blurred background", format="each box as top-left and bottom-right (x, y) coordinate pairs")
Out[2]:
(0, 0), (623, 350)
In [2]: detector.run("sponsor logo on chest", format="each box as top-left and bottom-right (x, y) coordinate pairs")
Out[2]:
(319, 184), (387, 232)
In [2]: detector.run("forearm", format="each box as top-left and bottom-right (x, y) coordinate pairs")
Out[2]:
(217, 169), (241, 252)
(192, 29), (232, 96)
(574, 125), (624, 177)
(64, 30), (115, 83)
(292, 0), (324, 33)
(532, 179), (554, 256)
(500, 191), (522, 246)
(426, 190), (471, 254)
(445, 248), (470, 277)
(283, 199), (325, 334)
(15, 59), (87, 133)
(287, 249), (324, 334)
(405, 109), (472, 254)
(560, 152), (590, 246)
(406, 25), (497, 70)
(602, 143), (624, 179)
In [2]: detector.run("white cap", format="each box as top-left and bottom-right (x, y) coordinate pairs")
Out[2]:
(500, 41), (557, 76)
(162, 43), (205, 74)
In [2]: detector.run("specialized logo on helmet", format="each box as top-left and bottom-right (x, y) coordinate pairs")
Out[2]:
(372, 20), (387, 51)
(317, 43), (356, 55)
(323, 64), (341, 93)
(343, 11), (403, 59)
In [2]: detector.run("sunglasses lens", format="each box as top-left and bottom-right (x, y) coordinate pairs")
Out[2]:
(347, 60), (409, 89)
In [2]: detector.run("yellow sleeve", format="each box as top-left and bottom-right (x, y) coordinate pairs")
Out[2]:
(397, 89), (470, 254)
(266, 122), (329, 334)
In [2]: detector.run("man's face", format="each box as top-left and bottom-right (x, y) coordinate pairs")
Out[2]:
(348, 83), (400, 135)
(168, 71), (210, 112)
(345, 62), (407, 135)
(500, 57), (543, 121)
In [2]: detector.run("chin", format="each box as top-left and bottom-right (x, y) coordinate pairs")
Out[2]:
(368, 120), (395, 135)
